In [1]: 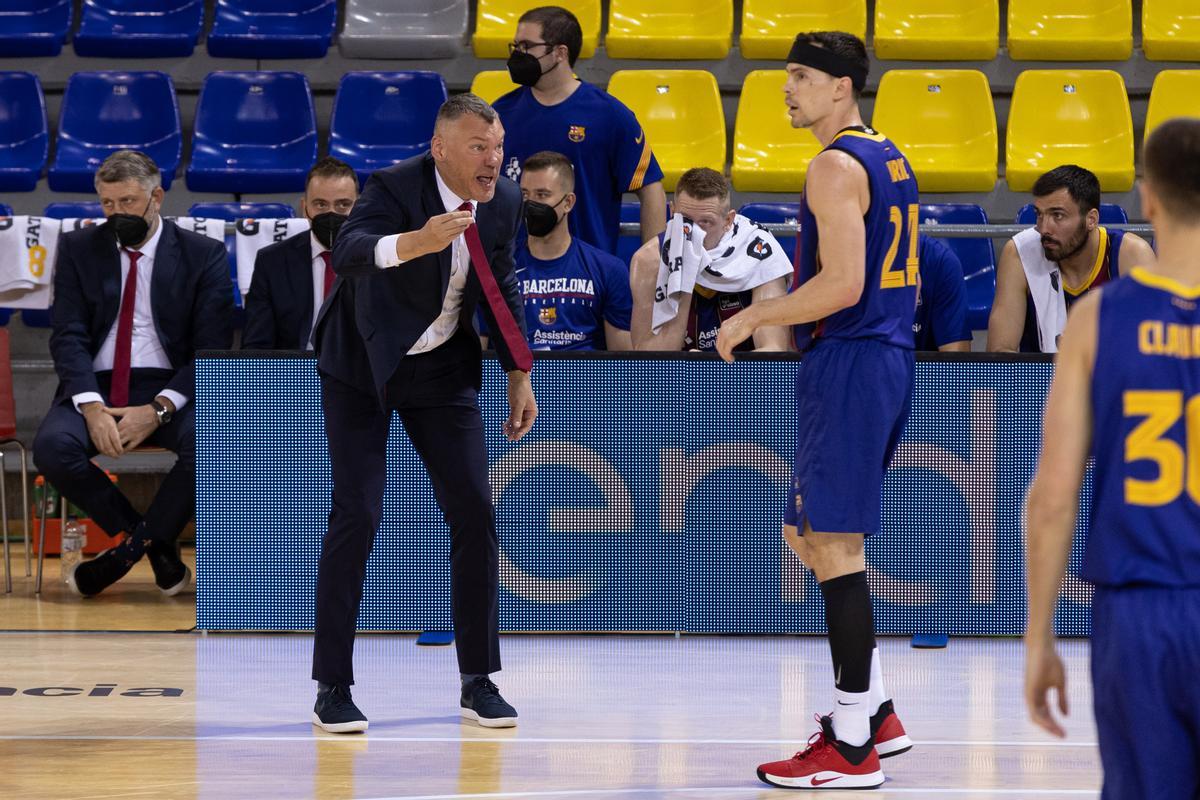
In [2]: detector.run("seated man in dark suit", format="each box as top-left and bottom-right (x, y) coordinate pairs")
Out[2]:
(33, 149), (233, 597)
(242, 157), (359, 350)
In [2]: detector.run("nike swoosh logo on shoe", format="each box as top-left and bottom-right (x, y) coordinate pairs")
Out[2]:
(811, 776), (840, 787)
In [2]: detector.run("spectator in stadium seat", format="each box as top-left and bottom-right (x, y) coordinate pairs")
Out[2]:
(493, 5), (667, 255)
(630, 167), (793, 352)
(483, 150), (632, 351)
(243, 157), (359, 350)
(914, 235), (970, 351)
(33, 149), (233, 598)
(988, 165), (1156, 353)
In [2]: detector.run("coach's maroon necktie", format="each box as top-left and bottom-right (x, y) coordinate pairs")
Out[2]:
(109, 249), (140, 408)
(457, 202), (532, 372)
(320, 250), (334, 298)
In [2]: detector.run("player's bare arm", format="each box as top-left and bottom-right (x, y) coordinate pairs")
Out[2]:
(636, 181), (668, 242)
(716, 150), (867, 361)
(1118, 232), (1157, 276)
(629, 238), (691, 350)
(749, 277), (793, 351)
(1023, 291), (1099, 738)
(987, 239), (1030, 352)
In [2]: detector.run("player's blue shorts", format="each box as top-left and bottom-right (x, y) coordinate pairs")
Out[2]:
(783, 338), (914, 535)
(1091, 585), (1200, 799)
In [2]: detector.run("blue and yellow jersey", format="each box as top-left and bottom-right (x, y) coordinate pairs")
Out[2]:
(793, 126), (920, 351)
(1085, 268), (1200, 588)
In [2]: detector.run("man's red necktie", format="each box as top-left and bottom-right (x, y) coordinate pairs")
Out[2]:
(109, 249), (140, 407)
(457, 202), (532, 372)
(320, 250), (334, 298)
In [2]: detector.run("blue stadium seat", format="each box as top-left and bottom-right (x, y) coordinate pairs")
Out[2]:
(48, 71), (181, 193)
(920, 203), (996, 332)
(74, 0), (204, 57)
(43, 202), (104, 219)
(330, 72), (448, 185)
(1015, 203), (1129, 225)
(0, 1), (73, 57)
(616, 202), (643, 270)
(0, 204), (12, 217)
(738, 202), (800, 264)
(187, 202), (294, 220)
(186, 72), (317, 194)
(20, 310), (52, 328)
(208, 0), (337, 59)
(0, 73), (48, 192)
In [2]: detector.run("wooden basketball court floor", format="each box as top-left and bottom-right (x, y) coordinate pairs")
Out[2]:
(1, 546), (1101, 799)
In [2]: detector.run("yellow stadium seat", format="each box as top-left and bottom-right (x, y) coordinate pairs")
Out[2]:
(605, 0), (733, 59)
(1145, 71), (1200, 140)
(874, 0), (998, 60)
(469, 70), (520, 104)
(1143, 0), (1200, 61)
(1007, 0), (1132, 61)
(473, 0), (601, 59)
(739, 0), (867, 60)
(731, 70), (820, 193)
(606, 70), (725, 193)
(1005, 70), (1134, 192)
(872, 70), (997, 193)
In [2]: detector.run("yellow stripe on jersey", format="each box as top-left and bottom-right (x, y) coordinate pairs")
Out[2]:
(1064, 226), (1109, 296)
(831, 129), (888, 144)
(1131, 266), (1200, 300)
(629, 133), (653, 192)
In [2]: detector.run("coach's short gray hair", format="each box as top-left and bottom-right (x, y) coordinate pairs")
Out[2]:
(435, 93), (498, 132)
(94, 150), (162, 192)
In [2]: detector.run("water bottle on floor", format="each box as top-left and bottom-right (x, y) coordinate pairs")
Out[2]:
(60, 516), (86, 581)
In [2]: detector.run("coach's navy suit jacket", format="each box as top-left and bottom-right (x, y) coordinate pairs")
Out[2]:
(48, 219), (233, 404)
(314, 152), (525, 400)
(242, 230), (317, 350)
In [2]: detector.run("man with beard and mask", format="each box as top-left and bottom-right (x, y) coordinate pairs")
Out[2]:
(988, 164), (1156, 352)
(243, 157), (359, 350)
(491, 5), (667, 254)
(481, 150), (632, 351)
(629, 167), (792, 352)
(33, 149), (232, 597)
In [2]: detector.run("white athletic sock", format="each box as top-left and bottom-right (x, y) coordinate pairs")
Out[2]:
(832, 688), (871, 746)
(869, 646), (889, 715)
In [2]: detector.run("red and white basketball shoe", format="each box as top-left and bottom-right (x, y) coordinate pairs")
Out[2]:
(871, 699), (913, 758)
(756, 715), (884, 790)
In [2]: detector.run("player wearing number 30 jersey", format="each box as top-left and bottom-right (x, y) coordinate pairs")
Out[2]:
(715, 31), (916, 790)
(1026, 117), (1200, 800)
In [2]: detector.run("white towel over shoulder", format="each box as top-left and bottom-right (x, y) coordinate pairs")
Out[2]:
(1013, 227), (1066, 353)
(651, 213), (794, 333)
(234, 218), (311, 296)
(0, 216), (60, 309)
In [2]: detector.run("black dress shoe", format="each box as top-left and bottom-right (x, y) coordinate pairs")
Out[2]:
(460, 676), (518, 728)
(146, 540), (191, 596)
(312, 684), (368, 733)
(66, 535), (146, 597)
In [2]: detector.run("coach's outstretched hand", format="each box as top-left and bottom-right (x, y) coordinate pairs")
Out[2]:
(504, 370), (537, 442)
(1025, 642), (1068, 738)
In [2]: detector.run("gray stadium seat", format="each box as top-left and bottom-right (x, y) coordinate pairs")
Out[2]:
(339, 0), (468, 59)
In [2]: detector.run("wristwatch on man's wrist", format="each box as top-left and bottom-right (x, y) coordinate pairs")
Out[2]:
(150, 399), (173, 426)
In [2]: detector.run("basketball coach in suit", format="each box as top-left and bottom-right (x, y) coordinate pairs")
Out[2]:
(34, 149), (233, 598)
(310, 93), (537, 733)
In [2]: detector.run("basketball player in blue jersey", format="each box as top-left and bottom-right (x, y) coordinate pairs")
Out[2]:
(1026, 118), (1200, 799)
(716, 31), (916, 789)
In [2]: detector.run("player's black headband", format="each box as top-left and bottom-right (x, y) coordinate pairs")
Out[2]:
(786, 40), (868, 92)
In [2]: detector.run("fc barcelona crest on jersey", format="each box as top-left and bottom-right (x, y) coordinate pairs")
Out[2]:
(568, 125), (586, 143)
(539, 306), (558, 325)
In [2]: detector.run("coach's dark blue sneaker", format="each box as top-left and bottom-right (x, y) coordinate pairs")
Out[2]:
(460, 676), (518, 728)
(312, 683), (368, 733)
